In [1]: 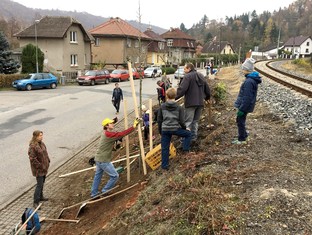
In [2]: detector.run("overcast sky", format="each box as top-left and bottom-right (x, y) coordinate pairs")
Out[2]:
(12, 0), (295, 29)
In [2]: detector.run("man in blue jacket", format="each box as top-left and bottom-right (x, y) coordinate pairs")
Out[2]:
(233, 58), (262, 144)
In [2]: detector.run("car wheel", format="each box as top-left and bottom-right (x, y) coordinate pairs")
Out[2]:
(91, 80), (95, 86)
(26, 84), (32, 91)
(78, 83), (83, 86)
(50, 83), (57, 89)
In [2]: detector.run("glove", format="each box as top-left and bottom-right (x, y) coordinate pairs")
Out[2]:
(113, 117), (118, 123)
(133, 117), (142, 128)
(237, 110), (245, 117)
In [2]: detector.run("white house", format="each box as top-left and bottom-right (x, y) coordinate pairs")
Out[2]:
(283, 36), (312, 58)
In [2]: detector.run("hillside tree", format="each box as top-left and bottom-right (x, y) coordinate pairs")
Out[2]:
(0, 31), (20, 74)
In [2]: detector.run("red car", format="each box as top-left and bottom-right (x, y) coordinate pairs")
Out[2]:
(132, 68), (144, 79)
(110, 69), (130, 82)
(76, 69), (110, 86)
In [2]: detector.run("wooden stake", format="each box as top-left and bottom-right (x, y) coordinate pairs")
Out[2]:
(123, 99), (131, 183)
(58, 155), (138, 178)
(40, 217), (80, 223)
(148, 99), (153, 151)
(128, 62), (147, 175)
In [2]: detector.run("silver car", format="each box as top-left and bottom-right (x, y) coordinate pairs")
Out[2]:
(174, 67), (185, 79)
(144, 67), (162, 78)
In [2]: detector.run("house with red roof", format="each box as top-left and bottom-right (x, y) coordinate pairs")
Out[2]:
(160, 28), (196, 66)
(89, 17), (151, 69)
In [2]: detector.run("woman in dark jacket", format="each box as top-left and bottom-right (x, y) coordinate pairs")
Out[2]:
(28, 130), (50, 208)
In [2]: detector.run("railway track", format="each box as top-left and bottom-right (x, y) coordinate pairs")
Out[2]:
(254, 60), (312, 98)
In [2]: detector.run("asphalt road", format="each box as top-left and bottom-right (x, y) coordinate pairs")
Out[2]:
(0, 75), (181, 208)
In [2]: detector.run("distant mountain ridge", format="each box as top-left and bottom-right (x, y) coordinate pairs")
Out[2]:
(0, 0), (167, 34)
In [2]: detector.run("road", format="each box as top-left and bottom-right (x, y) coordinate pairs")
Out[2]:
(0, 75), (180, 208)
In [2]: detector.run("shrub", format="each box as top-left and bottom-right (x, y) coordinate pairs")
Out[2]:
(0, 74), (26, 88)
(213, 82), (227, 104)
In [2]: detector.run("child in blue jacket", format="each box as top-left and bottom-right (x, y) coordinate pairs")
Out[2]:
(233, 58), (262, 144)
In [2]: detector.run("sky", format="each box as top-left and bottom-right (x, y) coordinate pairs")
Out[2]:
(12, 0), (296, 29)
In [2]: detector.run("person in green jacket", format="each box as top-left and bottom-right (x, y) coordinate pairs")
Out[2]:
(90, 117), (141, 198)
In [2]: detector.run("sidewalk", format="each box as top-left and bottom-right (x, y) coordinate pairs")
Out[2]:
(0, 135), (100, 234)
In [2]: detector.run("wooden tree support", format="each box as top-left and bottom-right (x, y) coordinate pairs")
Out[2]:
(40, 217), (80, 223)
(75, 183), (139, 218)
(57, 185), (120, 219)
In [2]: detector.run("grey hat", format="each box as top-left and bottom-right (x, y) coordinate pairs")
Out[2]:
(241, 58), (256, 71)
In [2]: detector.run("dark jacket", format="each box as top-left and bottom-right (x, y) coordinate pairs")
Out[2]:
(28, 142), (50, 177)
(112, 88), (123, 101)
(176, 70), (210, 108)
(157, 100), (186, 133)
(234, 71), (262, 113)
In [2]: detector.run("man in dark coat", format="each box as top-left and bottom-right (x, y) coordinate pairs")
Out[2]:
(233, 58), (262, 144)
(112, 83), (123, 115)
(176, 63), (210, 141)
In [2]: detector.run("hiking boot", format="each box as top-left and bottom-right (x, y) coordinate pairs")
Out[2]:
(40, 196), (49, 201)
(231, 139), (247, 145)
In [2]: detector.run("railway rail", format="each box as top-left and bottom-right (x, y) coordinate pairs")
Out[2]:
(254, 60), (312, 98)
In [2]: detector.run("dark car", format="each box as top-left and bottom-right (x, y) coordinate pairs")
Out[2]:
(76, 70), (110, 86)
(12, 73), (58, 91)
(110, 69), (130, 82)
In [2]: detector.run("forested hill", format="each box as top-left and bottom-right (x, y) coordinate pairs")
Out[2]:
(185, 0), (312, 55)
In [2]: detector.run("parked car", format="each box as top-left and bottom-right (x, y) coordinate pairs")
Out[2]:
(132, 68), (144, 79)
(76, 69), (110, 86)
(144, 67), (162, 78)
(12, 73), (58, 91)
(110, 69), (130, 82)
(174, 67), (185, 79)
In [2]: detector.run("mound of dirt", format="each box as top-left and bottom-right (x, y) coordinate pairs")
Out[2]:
(42, 66), (312, 235)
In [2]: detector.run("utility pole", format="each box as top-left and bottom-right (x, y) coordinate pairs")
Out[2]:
(34, 20), (40, 73)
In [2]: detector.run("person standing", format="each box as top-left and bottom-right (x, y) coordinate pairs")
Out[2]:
(112, 83), (123, 115)
(233, 58), (262, 144)
(176, 63), (211, 142)
(90, 117), (141, 198)
(158, 88), (192, 170)
(28, 130), (50, 209)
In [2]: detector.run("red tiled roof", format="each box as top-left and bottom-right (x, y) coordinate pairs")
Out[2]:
(144, 28), (166, 41)
(161, 28), (195, 40)
(89, 17), (150, 40)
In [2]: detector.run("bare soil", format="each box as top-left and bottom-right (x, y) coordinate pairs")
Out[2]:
(42, 66), (312, 235)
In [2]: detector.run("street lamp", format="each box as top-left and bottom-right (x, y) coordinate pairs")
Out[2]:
(34, 20), (39, 73)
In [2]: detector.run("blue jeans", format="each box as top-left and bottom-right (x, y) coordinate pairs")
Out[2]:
(161, 129), (191, 169)
(236, 113), (248, 141)
(184, 106), (203, 140)
(34, 175), (46, 203)
(91, 161), (119, 197)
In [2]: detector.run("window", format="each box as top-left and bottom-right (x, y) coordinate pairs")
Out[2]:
(191, 42), (194, 47)
(127, 38), (131, 48)
(307, 42), (310, 46)
(70, 54), (78, 66)
(187, 42), (190, 47)
(95, 38), (100, 46)
(158, 42), (164, 50)
(70, 31), (77, 43)
(167, 39), (173, 47)
(306, 48), (309, 53)
(135, 40), (139, 48)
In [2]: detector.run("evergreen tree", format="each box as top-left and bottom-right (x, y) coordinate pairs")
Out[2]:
(0, 31), (20, 74)
(21, 44), (44, 74)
